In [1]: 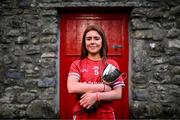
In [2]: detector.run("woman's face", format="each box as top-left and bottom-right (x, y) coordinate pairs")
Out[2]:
(85, 30), (102, 55)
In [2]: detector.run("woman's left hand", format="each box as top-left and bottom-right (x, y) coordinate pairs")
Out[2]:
(79, 93), (97, 109)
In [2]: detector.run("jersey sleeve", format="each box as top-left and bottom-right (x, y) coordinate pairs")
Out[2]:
(68, 60), (81, 80)
(107, 59), (125, 89)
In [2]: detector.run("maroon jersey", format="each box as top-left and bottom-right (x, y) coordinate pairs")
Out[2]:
(68, 57), (125, 114)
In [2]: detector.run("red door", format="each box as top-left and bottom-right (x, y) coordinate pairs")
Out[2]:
(60, 14), (129, 119)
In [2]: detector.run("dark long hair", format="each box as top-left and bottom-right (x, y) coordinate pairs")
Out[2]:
(80, 25), (108, 60)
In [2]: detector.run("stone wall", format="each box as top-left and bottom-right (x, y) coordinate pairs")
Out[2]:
(0, 0), (58, 119)
(130, 1), (180, 118)
(0, 0), (180, 119)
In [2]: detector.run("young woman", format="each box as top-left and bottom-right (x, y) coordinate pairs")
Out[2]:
(67, 25), (125, 120)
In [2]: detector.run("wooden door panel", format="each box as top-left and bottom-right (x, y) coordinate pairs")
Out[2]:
(87, 20), (101, 26)
(102, 20), (124, 56)
(66, 20), (77, 55)
(76, 20), (87, 54)
(60, 14), (129, 119)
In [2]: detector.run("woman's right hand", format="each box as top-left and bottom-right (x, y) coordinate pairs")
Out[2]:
(80, 92), (97, 109)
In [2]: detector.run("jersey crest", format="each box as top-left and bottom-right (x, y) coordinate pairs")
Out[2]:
(93, 66), (99, 75)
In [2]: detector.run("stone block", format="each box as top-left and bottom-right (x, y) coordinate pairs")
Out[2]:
(0, 97), (13, 103)
(23, 45), (40, 55)
(155, 64), (169, 73)
(167, 28), (180, 38)
(146, 8), (167, 18)
(131, 8), (151, 17)
(38, 78), (55, 88)
(41, 52), (56, 58)
(39, 88), (55, 100)
(3, 55), (13, 65)
(22, 57), (33, 63)
(5, 86), (25, 96)
(152, 27), (166, 41)
(133, 30), (152, 39)
(165, 48), (179, 56)
(163, 21), (176, 29)
(161, 104), (178, 118)
(10, 17), (24, 28)
(24, 79), (39, 88)
(159, 91), (175, 103)
(132, 89), (149, 101)
(153, 72), (171, 83)
(149, 42), (165, 52)
(171, 66), (180, 74)
(148, 51), (163, 57)
(0, 104), (16, 118)
(43, 68), (55, 77)
(147, 103), (162, 118)
(132, 73), (147, 84)
(15, 36), (28, 44)
(170, 5), (180, 15)
(17, 92), (36, 104)
(42, 23), (57, 35)
(40, 36), (57, 43)
(26, 100), (55, 118)
(0, 37), (12, 44)
(172, 75), (180, 85)
(169, 56), (180, 65)
(41, 43), (57, 52)
(24, 63), (35, 74)
(17, 0), (34, 7)
(151, 57), (168, 65)
(167, 85), (180, 97)
(131, 101), (148, 119)
(39, 58), (56, 68)
(131, 19), (152, 30)
(5, 70), (24, 79)
(41, 9), (57, 16)
(6, 29), (21, 37)
(168, 40), (180, 49)
(12, 46), (24, 56)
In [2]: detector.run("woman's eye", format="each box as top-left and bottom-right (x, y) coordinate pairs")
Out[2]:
(94, 37), (100, 40)
(86, 37), (91, 40)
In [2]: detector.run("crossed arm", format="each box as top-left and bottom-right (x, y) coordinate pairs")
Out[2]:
(67, 75), (122, 109)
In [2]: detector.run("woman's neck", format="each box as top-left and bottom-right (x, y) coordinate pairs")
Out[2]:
(87, 54), (101, 61)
